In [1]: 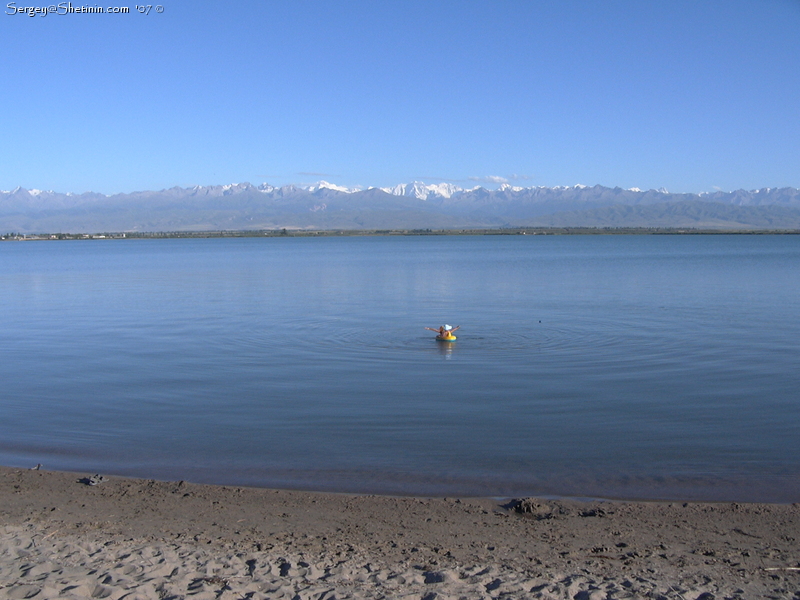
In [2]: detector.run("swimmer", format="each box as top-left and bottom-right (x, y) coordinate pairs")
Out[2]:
(425, 324), (460, 337)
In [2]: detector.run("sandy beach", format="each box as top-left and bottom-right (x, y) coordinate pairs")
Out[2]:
(1, 466), (798, 599)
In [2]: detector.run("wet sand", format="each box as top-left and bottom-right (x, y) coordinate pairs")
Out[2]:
(1, 466), (798, 599)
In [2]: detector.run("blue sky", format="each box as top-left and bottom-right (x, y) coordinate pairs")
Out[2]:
(2, 0), (799, 194)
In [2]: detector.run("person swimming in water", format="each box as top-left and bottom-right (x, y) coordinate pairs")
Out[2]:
(425, 324), (460, 337)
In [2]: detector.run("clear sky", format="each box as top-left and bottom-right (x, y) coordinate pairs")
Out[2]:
(2, 0), (799, 194)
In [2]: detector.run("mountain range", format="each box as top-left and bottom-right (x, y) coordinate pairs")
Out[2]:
(2, 182), (800, 233)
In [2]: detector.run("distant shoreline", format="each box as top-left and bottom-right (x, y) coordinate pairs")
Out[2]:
(3, 226), (800, 241)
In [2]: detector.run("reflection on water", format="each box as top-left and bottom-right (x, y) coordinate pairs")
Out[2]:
(1, 235), (799, 502)
(435, 338), (457, 359)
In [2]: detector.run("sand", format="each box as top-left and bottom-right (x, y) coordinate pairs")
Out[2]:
(1, 466), (798, 599)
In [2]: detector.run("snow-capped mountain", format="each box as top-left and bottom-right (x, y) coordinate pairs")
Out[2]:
(300, 181), (364, 194)
(378, 181), (465, 200)
(2, 181), (799, 233)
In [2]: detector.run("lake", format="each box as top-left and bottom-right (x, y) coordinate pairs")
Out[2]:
(1, 234), (798, 502)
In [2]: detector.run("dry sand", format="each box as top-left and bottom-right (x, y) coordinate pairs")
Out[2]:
(1, 466), (798, 599)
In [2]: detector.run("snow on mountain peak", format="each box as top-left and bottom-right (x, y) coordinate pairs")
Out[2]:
(380, 181), (463, 200)
(301, 181), (362, 194)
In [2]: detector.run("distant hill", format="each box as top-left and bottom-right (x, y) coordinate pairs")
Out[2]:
(2, 182), (799, 233)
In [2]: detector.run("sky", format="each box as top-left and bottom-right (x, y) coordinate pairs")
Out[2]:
(2, 0), (799, 195)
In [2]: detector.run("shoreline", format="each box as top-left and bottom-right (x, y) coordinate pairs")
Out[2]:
(4, 227), (800, 241)
(2, 467), (799, 599)
(4, 459), (797, 505)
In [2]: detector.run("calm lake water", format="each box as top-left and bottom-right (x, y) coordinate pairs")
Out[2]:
(1, 235), (799, 502)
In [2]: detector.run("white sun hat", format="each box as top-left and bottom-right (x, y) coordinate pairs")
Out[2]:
(444, 324), (452, 331)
